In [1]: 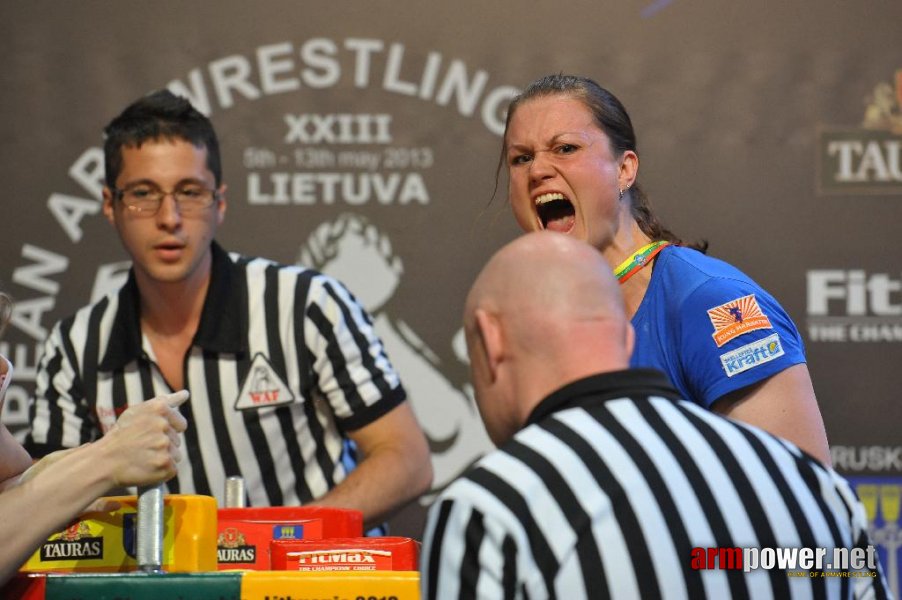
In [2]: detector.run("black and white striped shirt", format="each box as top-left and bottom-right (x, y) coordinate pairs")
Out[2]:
(25, 241), (406, 508)
(422, 370), (889, 600)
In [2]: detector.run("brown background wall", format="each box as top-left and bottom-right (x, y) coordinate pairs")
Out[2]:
(1, 0), (900, 589)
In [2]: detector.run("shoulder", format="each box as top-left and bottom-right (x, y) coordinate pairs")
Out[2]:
(657, 246), (760, 291)
(444, 420), (583, 516)
(655, 247), (781, 311)
(430, 443), (545, 553)
(229, 252), (355, 299)
(443, 434), (544, 508)
(50, 284), (123, 339)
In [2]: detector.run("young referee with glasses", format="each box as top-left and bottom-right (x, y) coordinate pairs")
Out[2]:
(25, 91), (432, 530)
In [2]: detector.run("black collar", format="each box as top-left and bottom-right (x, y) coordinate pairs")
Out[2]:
(98, 241), (247, 371)
(525, 369), (681, 427)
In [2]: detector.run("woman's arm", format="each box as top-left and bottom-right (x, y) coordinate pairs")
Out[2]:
(0, 392), (188, 584)
(712, 363), (831, 465)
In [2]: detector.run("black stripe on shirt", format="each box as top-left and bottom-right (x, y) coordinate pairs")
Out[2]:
(635, 401), (750, 600)
(459, 509), (486, 599)
(426, 498), (454, 600)
(236, 351), (283, 506)
(596, 400), (703, 598)
(80, 296), (106, 442)
(324, 280), (393, 404)
(294, 270), (335, 496)
(203, 349), (242, 483)
(738, 426), (824, 599)
(501, 534), (518, 600)
(679, 406), (789, 599)
(505, 434), (609, 598)
(264, 264), (312, 505)
(36, 340), (66, 452)
(467, 466), (558, 596)
(178, 352), (212, 497)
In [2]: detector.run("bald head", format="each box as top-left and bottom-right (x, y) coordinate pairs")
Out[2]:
(464, 232), (634, 445)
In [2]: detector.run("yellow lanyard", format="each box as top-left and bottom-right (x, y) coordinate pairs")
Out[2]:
(613, 241), (670, 284)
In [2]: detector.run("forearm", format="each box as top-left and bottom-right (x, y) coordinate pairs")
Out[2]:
(0, 444), (114, 584)
(312, 401), (433, 528)
(0, 392), (187, 584)
(313, 440), (432, 529)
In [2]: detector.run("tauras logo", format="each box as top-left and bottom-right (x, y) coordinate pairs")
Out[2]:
(818, 69), (902, 195)
(807, 270), (902, 342)
(217, 546), (257, 563)
(217, 526), (257, 563)
(40, 537), (103, 561)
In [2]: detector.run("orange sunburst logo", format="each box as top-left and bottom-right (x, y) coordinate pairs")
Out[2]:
(707, 294), (772, 347)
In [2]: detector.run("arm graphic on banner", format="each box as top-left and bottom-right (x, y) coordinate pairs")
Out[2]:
(298, 213), (494, 498)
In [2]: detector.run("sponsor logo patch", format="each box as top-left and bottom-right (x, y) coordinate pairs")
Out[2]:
(40, 522), (104, 561)
(217, 528), (257, 564)
(707, 294), (773, 347)
(290, 548), (393, 572)
(273, 524), (305, 540)
(818, 69), (902, 195)
(806, 269), (902, 343)
(234, 353), (296, 410)
(719, 333), (784, 377)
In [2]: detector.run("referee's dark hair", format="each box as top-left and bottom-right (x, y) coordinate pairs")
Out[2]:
(103, 89), (222, 188)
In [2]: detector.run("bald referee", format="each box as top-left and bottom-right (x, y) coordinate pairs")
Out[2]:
(421, 232), (889, 599)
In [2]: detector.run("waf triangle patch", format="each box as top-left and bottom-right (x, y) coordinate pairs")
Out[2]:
(707, 294), (773, 347)
(235, 353), (296, 410)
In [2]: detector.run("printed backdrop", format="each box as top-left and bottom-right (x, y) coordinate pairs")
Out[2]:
(1, 1), (900, 590)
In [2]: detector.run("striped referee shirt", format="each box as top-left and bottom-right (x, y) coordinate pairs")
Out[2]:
(422, 369), (889, 600)
(25, 241), (406, 508)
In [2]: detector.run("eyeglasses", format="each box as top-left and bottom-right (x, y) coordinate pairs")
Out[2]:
(113, 183), (219, 216)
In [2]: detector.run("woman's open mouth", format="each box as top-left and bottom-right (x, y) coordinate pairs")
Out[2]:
(535, 192), (575, 233)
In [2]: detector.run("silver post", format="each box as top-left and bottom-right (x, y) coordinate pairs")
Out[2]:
(136, 484), (165, 572)
(224, 476), (247, 508)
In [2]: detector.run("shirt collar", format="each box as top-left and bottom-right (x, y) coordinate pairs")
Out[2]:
(525, 369), (681, 427)
(99, 241), (246, 371)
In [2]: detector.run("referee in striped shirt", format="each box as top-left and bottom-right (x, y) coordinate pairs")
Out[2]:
(422, 232), (889, 599)
(24, 90), (432, 528)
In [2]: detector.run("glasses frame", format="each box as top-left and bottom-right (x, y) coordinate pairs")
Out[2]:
(112, 184), (220, 216)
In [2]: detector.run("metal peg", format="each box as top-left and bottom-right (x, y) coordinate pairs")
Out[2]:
(224, 476), (247, 508)
(136, 484), (164, 573)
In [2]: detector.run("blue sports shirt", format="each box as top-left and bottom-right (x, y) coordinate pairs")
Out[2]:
(630, 245), (806, 408)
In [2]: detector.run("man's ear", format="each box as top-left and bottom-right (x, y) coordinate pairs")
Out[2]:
(215, 183), (227, 225)
(474, 308), (503, 381)
(101, 187), (115, 225)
